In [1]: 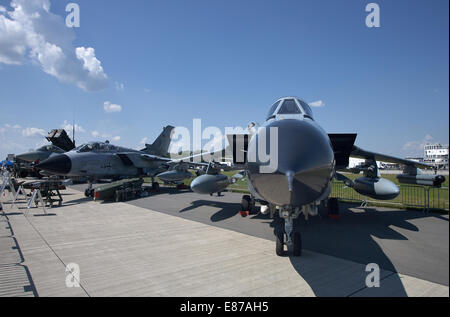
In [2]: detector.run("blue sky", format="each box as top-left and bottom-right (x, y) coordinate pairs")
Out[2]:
(0, 0), (448, 159)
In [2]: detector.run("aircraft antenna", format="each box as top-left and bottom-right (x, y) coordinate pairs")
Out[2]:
(72, 108), (76, 147)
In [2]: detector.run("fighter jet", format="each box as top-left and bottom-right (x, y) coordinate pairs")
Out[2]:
(36, 126), (211, 197)
(16, 144), (65, 163)
(190, 97), (445, 256)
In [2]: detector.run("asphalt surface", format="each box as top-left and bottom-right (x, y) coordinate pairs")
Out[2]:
(71, 183), (449, 286)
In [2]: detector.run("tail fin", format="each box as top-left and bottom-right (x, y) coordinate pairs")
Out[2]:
(142, 125), (175, 157)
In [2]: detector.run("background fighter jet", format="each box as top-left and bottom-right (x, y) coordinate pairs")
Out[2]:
(190, 97), (445, 257)
(16, 144), (65, 163)
(16, 128), (77, 163)
(36, 125), (212, 197)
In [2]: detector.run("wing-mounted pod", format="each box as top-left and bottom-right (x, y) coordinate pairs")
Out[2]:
(337, 170), (400, 201)
(191, 127), (253, 196)
(343, 147), (400, 200)
(157, 163), (193, 183)
(397, 165), (445, 187)
(189, 160), (235, 195)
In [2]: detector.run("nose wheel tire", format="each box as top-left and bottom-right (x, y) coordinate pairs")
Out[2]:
(241, 195), (250, 211)
(275, 230), (285, 256)
(275, 218), (302, 256)
(84, 188), (94, 197)
(152, 182), (160, 191)
(241, 195), (255, 213)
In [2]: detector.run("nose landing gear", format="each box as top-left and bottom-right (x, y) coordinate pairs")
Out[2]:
(276, 207), (302, 256)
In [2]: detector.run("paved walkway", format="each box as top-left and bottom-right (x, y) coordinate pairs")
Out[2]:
(0, 188), (448, 297)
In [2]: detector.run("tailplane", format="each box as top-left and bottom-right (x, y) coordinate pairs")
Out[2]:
(142, 125), (175, 157)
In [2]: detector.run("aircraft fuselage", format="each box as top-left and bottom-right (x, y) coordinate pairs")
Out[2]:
(247, 118), (335, 209)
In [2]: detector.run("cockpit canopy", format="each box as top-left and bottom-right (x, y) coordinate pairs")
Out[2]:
(74, 142), (120, 153)
(36, 144), (65, 153)
(266, 97), (314, 121)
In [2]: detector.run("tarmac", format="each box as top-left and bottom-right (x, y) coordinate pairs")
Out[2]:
(0, 183), (448, 297)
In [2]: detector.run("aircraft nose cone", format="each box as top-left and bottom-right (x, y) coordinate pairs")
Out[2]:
(36, 154), (71, 175)
(247, 119), (334, 207)
(16, 152), (44, 163)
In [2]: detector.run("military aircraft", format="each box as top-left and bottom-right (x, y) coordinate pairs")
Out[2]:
(36, 125), (212, 197)
(16, 144), (66, 163)
(190, 97), (445, 257)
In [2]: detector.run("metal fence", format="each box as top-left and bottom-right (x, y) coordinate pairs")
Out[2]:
(330, 182), (449, 211)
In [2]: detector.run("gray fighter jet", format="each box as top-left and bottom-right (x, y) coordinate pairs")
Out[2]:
(190, 97), (445, 256)
(36, 126), (210, 197)
(16, 144), (65, 163)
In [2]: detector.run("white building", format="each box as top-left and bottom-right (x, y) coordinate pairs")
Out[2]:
(424, 143), (449, 169)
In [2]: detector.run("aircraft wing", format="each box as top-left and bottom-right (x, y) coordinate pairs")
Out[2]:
(117, 152), (225, 170)
(350, 146), (433, 170)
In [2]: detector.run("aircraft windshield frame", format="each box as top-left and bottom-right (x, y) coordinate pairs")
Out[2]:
(36, 145), (65, 153)
(266, 97), (314, 121)
(76, 142), (117, 152)
(277, 99), (302, 115)
(266, 101), (282, 120)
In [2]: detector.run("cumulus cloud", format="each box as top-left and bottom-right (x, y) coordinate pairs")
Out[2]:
(103, 101), (122, 113)
(91, 130), (100, 137)
(309, 100), (325, 107)
(140, 137), (148, 144)
(112, 136), (120, 141)
(21, 127), (46, 137)
(0, 0), (108, 91)
(61, 120), (85, 134)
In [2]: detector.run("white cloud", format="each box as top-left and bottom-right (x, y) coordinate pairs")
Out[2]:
(61, 120), (85, 133)
(140, 137), (148, 144)
(112, 136), (120, 141)
(0, 0), (108, 91)
(115, 82), (125, 91)
(144, 88), (151, 93)
(4, 123), (21, 129)
(22, 127), (46, 138)
(103, 101), (122, 113)
(309, 100), (325, 107)
(91, 130), (100, 137)
(402, 135), (434, 155)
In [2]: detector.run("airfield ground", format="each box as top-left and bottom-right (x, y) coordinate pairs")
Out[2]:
(0, 184), (448, 297)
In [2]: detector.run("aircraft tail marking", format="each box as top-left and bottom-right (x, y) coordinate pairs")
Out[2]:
(142, 125), (175, 157)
